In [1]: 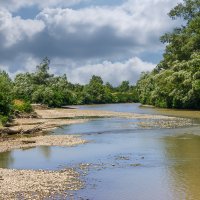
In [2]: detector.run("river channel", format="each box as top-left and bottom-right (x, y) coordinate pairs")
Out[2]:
(0, 103), (200, 200)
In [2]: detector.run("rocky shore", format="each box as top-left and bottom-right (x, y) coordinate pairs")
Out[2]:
(0, 168), (83, 200)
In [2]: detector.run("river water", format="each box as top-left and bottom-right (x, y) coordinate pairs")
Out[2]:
(1, 103), (200, 200)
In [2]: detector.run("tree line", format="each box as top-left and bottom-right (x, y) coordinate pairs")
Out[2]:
(0, 58), (138, 125)
(136, 0), (200, 109)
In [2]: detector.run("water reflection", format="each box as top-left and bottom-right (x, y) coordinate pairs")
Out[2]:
(0, 151), (14, 168)
(163, 134), (200, 200)
(77, 103), (200, 119)
(38, 146), (52, 160)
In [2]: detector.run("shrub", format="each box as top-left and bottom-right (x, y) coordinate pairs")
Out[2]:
(0, 115), (9, 126)
(13, 99), (33, 113)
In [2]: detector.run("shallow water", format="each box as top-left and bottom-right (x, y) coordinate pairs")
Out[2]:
(1, 103), (200, 200)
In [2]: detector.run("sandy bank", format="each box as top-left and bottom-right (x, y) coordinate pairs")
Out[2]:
(35, 108), (174, 119)
(0, 168), (83, 200)
(0, 107), (195, 136)
(0, 108), (176, 135)
(11, 117), (88, 133)
(0, 135), (86, 153)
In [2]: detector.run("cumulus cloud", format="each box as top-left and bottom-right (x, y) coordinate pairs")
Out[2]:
(1, 55), (155, 85)
(35, 0), (180, 59)
(57, 57), (156, 85)
(0, 0), (182, 83)
(0, 9), (44, 47)
(0, 0), (180, 59)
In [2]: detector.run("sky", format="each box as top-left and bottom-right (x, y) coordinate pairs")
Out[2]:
(0, 0), (181, 85)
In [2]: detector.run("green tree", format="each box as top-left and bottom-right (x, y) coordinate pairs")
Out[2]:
(83, 75), (107, 104)
(118, 81), (130, 92)
(13, 73), (35, 101)
(136, 0), (200, 109)
(0, 71), (13, 125)
(33, 57), (53, 85)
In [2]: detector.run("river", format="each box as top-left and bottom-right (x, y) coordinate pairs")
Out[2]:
(0, 103), (200, 200)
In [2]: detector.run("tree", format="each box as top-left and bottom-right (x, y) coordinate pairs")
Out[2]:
(13, 73), (35, 101)
(83, 75), (107, 104)
(0, 71), (13, 125)
(118, 81), (130, 92)
(136, 0), (200, 109)
(33, 57), (53, 85)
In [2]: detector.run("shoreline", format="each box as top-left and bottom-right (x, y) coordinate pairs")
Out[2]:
(0, 107), (177, 136)
(0, 107), (195, 152)
(0, 168), (84, 200)
(0, 106), (199, 199)
(0, 135), (87, 153)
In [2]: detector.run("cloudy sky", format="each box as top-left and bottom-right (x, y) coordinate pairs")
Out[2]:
(0, 0), (181, 85)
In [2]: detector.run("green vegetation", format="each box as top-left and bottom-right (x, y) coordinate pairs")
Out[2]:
(0, 71), (13, 126)
(12, 58), (138, 107)
(0, 58), (138, 126)
(13, 100), (33, 113)
(13, 58), (137, 107)
(0, 70), (34, 126)
(136, 0), (200, 109)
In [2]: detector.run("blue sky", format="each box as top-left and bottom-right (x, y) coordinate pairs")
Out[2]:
(0, 0), (181, 85)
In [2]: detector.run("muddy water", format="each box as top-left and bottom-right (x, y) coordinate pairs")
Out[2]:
(0, 103), (200, 200)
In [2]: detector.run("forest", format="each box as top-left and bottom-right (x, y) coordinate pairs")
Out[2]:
(136, 0), (200, 109)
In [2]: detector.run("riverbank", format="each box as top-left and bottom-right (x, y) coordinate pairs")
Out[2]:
(9, 107), (179, 133)
(0, 106), (196, 152)
(0, 135), (86, 153)
(0, 107), (195, 145)
(0, 168), (83, 200)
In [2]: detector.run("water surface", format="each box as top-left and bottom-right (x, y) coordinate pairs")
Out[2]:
(0, 103), (200, 200)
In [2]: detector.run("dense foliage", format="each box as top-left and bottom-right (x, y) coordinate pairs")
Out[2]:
(136, 0), (200, 109)
(13, 100), (33, 113)
(0, 71), (13, 125)
(12, 58), (138, 107)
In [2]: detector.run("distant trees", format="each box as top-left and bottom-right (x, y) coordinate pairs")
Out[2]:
(136, 0), (200, 109)
(13, 59), (74, 107)
(83, 75), (109, 104)
(11, 58), (138, 108)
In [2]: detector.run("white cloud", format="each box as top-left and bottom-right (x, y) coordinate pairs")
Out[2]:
(50, 57), (155, 85)
(0, 0), (182, 83)
(36, 0), (179, 51)
(0, 9), (44, 47)
(0, 55), (155, 85)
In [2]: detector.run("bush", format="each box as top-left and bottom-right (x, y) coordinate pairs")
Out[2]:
(13, 100), (33, 113)
(0, 115), (9, 126)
